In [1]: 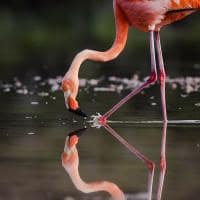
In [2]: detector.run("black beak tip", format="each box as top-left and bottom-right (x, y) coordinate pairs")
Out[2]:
(68, 127), (88, 138)
(69, 107), (88, 118)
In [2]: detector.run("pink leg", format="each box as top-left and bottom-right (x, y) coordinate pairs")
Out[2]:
(155, 31), (167, 200)
(156, 122), (167, 200)
(155, 31), (167, 123)
(103, 123), (155, 200)
(99, 31), (157, 123)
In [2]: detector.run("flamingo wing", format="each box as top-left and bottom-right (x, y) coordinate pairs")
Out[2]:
(169, 0), (200, 10)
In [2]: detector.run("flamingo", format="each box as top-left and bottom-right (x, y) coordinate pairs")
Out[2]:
(61, 0), (200, 122)
(61, 129), (126, 200)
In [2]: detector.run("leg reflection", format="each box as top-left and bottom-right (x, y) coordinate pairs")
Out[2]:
(61, 128), (126, 200)
(102, 123), (155, 200)
(157, 122), (167, 200)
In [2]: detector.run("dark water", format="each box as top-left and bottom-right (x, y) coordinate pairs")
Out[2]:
(0, 74), (200, 200)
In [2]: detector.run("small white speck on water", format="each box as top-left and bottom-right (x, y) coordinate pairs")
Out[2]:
(25, 116), (32, 119)
(3, 88), (10, 92)
(150, 96), (155, 100)
(178, 107), (182, 110)
(181, 94), (188, 98)
(16, 88), (28, 95)
(31, 101), (39, 105)
(195, 103), (200, 107)
(45, 101), (48, 104)
(72, 118), (77, 123)
(27, 132), (35, 135)
(33, 76), (42, 81)
(37, 92), (49, 97)
(197, 144), (200, 148)
(151, 102), (157, 106)
(88, 79), (99, 86)
(62, 122), (66, 125)
(51, 96), (56, 100)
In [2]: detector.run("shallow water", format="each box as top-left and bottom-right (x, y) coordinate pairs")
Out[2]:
(0, 74), (200, 200)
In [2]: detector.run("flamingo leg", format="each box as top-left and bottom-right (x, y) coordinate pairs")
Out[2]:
(103, 123), (155, 200)
(155, 31), (167, 200)
(155, 31), (167, 123)
(99, 31), (157, 123)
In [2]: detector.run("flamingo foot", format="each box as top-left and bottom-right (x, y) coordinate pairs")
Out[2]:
(90, 113), (107, 128)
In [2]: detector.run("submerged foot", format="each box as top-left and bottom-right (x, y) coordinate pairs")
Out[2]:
(90, 113), (107, 128)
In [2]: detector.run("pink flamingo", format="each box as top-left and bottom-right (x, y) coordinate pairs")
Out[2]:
(61, 130), (126, 200)
(61, 0), (200, 122)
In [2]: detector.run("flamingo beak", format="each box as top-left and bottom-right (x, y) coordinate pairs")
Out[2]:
(68, 107), (87, 118)
(64, 92), (87, 118)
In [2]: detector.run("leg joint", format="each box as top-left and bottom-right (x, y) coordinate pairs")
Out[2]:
(160, 156), (166, 171)
(146, 161), (156, 172)
(147, 71), (157, 84)
(159, 70), (166, 86)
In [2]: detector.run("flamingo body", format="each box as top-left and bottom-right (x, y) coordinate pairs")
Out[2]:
(61, 0), (200, 121)
(117, 0), (200, 31)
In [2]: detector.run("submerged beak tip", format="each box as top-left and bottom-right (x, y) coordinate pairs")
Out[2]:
(68, 107), (87, 118)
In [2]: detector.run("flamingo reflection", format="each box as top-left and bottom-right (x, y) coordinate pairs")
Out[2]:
(61, 122), (167, 200)
(61, 128), (125, 200)
(102, 122), (167, 200)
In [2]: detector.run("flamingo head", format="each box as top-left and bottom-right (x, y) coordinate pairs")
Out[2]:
(61, 79), (87, 118)
(61, 128), (86, 167)
(62, 134), (79, 167)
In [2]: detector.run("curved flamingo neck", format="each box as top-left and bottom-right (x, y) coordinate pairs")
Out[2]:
(64, 0), (128, 79)
(62, 149), (125, 200)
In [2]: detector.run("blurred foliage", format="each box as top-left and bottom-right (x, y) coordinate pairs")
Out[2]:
(0, 0), (199, 78)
